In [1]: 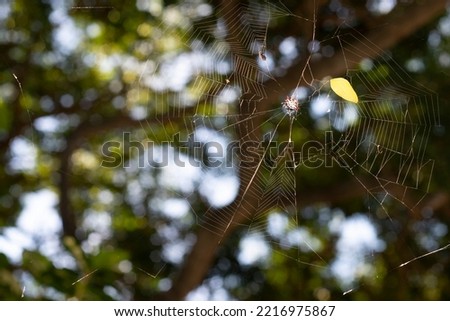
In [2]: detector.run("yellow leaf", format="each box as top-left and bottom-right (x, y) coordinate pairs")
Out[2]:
(330, 77), (358, 103)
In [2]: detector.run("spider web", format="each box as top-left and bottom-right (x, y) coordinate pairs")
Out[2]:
(137, 0), (443, 293)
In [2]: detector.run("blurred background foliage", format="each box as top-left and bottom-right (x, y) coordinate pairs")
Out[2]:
(0, 0), (449, 300)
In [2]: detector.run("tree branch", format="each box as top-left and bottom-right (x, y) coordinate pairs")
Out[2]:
(262, 0), (447, 109)
(58, 113), (143, 237)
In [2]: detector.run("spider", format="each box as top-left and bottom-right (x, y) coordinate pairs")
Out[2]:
(281, 95), (300, 117)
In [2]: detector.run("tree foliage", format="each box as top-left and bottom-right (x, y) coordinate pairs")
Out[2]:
(0, 0), (449, 300)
